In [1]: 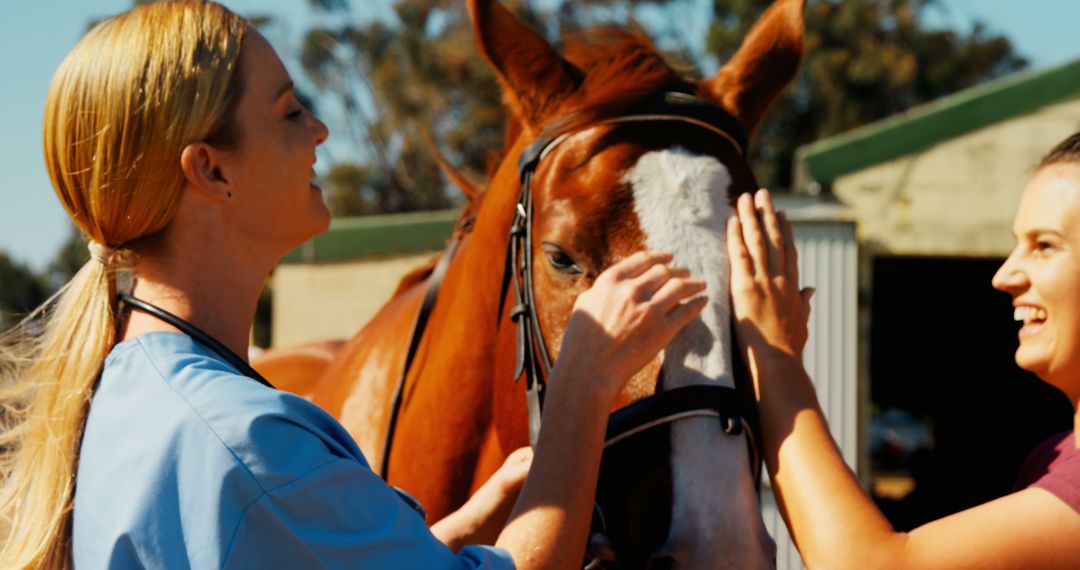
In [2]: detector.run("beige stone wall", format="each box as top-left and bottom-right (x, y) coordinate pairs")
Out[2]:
(833, 97), (1080, 257)
(271, 252), (437, 347)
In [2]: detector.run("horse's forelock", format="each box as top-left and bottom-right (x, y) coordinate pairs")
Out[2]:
(550, 28), (693, 134)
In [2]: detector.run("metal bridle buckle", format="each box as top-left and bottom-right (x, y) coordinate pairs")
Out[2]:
(585, 502), (617, 569)
(723, 414), (743, 435)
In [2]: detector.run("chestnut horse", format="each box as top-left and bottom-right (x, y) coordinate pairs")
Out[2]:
(259, 0), (804, 566)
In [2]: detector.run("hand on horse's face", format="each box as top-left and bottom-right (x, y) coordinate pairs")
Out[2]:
(552, 250), (709, 403)
(728, 190), (813, 386)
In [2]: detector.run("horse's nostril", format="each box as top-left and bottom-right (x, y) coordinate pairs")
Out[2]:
(646, 555), (677, 570)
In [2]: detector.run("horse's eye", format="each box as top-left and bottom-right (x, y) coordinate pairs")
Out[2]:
(542, 244), (582, 275)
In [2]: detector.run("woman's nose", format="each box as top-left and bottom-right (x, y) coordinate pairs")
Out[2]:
(310, 114), (329, 145)
(992, 255), (1025, 293)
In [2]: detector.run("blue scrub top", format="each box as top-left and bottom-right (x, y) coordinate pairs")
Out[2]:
(73, 332), (514, 569)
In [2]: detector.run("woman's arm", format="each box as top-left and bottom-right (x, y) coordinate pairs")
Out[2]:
(495, 250), (709, 569)
(728, 189), (1080, 569)
(430, 448), (533, 551)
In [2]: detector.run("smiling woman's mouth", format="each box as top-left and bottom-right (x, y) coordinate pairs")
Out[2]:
(1014, 306), (1047, 323)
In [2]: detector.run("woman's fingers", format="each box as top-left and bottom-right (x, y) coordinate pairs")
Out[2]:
(801, 286), (815, 324)
(778, 209), (799, 284)
(651, 275), (707, 311)
(605, 250), (674, 282)
(756, 189), (786, 275)
(634, 264), (691, 300)
(495, 447), (534, 491)
(737, 192), (769, 276)
(727, 214), (754, 282)
(665, 295), (709, 330)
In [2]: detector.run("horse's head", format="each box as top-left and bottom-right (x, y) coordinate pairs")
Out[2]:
(468, 1), (804, 567)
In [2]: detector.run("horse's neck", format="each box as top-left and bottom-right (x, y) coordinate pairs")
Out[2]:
(379, 163), (530, 518)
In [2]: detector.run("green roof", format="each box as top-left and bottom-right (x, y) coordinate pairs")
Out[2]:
(280, 209), (460, 264)
(799, 59), (1080, 185)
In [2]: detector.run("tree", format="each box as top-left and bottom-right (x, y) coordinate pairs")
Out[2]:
(40, 226), (89, 292)
(297, 0), (1025, 207)
(299, 0), (507, 215)
(297, 0), (707, 216)
(0, 252), (46, 332)
(705, 0), (1027, 188)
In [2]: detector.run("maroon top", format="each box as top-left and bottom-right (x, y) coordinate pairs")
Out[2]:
(1014, 430), (1080, 513)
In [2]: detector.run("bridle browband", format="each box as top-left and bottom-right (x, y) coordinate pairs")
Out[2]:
(380, 92), (761, 567)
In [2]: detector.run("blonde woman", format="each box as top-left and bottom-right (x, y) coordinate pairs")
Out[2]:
(0, 1), (707, 568)
(728, 138), (1080, 568)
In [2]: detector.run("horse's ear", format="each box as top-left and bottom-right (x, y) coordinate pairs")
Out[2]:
(698, 0), (805, 134)
(468, 0), (581, 132)
(420, 128), (483, 202)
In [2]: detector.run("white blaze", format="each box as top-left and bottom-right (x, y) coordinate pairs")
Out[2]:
(626, 148), (774, 569)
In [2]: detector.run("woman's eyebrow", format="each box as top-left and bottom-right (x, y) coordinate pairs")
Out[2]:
(1022, 228), (1065, 239)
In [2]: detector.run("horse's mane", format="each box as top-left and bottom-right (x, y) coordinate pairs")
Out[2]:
(393, 255), (441, 297)
(554, 26), (693, 133)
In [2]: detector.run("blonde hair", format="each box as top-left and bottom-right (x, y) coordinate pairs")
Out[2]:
(0, 1), (246, 567)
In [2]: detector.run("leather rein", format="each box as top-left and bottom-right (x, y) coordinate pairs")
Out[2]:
(378, 93), (762, 527)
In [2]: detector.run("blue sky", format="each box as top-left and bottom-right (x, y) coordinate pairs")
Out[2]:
(3, 0), (1080, 271)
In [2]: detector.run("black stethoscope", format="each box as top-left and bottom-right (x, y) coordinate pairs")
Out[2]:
(117, 292), (429, 518)
(118, 292), (275, 388)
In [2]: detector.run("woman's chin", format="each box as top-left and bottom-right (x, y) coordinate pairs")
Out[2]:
(1014, 348), (1048, 377)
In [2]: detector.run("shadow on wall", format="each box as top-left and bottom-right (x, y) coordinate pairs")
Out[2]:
(869, 257), (1072, 531)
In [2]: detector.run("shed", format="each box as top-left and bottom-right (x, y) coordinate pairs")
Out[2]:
(792, 59), (1080, 540)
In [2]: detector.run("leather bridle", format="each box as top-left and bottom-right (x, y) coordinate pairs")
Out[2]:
(380, 91), (762, 567)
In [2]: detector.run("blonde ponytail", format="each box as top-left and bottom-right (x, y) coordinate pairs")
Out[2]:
(0, 257), (124, 567)
(0, 2), (245, 567)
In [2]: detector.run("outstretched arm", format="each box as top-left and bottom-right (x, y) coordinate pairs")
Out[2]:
(728, 189), (1080, 570)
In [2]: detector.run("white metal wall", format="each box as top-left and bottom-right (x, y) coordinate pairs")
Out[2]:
(760, 218), (859, 570)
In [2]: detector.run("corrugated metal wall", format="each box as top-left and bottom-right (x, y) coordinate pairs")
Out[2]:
(761, 218), (859, 570)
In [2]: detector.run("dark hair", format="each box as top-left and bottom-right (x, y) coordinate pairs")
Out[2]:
(1039, 132), (1080, 169)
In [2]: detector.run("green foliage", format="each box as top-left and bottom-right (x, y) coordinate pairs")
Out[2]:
(705, 0), (1027, 187)
(295, 0), (1024, 210)
(299, 1), (509, 214)
(253, 283), (273, 348)
(0, 226), (85, 332)
(41, 226), (89, 292)
(0, 252), (46, 332)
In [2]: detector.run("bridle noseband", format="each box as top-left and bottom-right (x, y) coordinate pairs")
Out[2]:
(381, 91), (761, 567)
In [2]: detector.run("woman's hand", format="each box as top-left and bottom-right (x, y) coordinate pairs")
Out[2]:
(727, 190), (813, 376)
(495, 252), (705, 568)
(552, 250), (709, 402)
(430, 447), (533, 551)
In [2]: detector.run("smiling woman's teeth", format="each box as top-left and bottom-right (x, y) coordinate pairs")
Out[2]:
(1014, 307), (1048, 322)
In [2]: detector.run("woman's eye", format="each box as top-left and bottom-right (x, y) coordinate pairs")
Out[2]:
(1034, 240), (1057, 252)
(286, 108), (304, 119)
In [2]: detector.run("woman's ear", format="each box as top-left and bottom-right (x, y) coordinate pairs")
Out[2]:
(180, 143), (232, 200)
